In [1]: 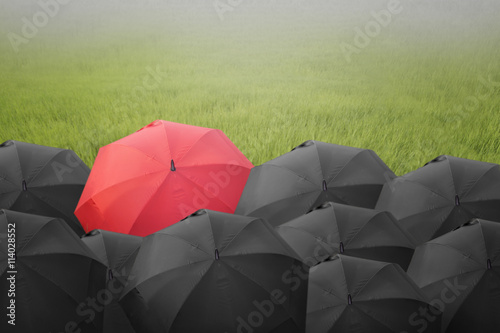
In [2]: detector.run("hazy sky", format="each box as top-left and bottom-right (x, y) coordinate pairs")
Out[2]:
(1, 0), (499, 41)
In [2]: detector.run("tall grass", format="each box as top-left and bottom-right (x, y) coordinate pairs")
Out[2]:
(1, 4), (499, 175)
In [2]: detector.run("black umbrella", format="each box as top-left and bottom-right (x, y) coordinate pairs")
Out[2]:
(81, 229), (143, 333)
(276, 202), (417, 270)
(407, 218), (500, 332)
(0, 140), (90, 236)
(307, 254), (442, 333)
(376, 155), (500, 244)
(0, 209), (107, 333)
(235, 140), (395, 226)
(120, 209), (309, 333)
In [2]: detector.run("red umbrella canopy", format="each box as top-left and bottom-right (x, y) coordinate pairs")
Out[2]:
(75, 120), (253, 236)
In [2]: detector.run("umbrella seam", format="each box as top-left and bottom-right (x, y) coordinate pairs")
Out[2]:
(327, 149), (372, 185)
(222, 259), (300, 322)
(173, 128), (217, 165)
(461, 164), (499, 198)
(173, 171), (235, 212)
(27, 149), (70, 184)
(108, 143), (171, 170)
(262, 163), (319, 187)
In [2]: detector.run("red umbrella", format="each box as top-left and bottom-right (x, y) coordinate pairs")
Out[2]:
(75, 120), (253, 236)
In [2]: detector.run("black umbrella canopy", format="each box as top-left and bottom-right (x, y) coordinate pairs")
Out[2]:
(81, 229), (143, 333)
(236, 140), (396, 226)
(376, 155), (500, 244)
(407, 219), (500, 333)
(307, 255), (442, 333)
(0, 140), (90, 236)
(120, 209), (309, 333)
(81, 229), (142, 277)
(0, 209), (107, 333)
(276, 202), (417, 270)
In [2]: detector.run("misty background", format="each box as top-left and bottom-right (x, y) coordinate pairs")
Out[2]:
(0, 0), (499, 171)
(1, 0), (499, 52)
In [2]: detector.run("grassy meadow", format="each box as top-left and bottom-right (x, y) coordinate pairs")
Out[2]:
(1, 1), (499, 175)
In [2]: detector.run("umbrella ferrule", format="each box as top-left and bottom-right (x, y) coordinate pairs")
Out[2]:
(22, 180), (27, 191)
(215, 249), (220, 260)
(488, 259), (492, 269)
(171, 159), (176, 171)
(322, 179), (327, 191)
(339, 242), (344, 254)
(347, 294), (352, 305)
(455, 195), (460, 206)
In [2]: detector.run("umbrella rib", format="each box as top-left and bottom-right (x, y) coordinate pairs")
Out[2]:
(326, 149), (367, 185)
(342, 261), (391, 296)
(173, 128), (216, 164)
(400, 178), (452, 201)
(264, 163), (318, 186)
(18, 254), (100, 305)
(83, 168), (169, 208)
(245, 189), (320, 218)
(110, 143), (171, 169)
(27, 149), (69, 184)
(461, 165), (498, 198)
(214, 129), (252, 166)
(130, 259), (212, 299)
(15, 218), (62, 254)
(218, 217), (263, 253)
(9, 142), (24, 183)
(173, 171), (234, 212)
(0, 175), (21, 190)
(222, 260), (300, 322)
(154, 233), (211, 257)
(426, 241), (485, 267)
(277, 225), (337, 254)
(23, 188), (78, 222)
(206, 213), (218, 254)
(350, 303), (403, 332)
(344, 212), (415, 248)
(477, 225), (491, 263)
(161, 121), (173, 166)
(278, 224), (331, 242)
(397, 203), (454, 223)
(440, 157), (457, 197)
(176, 163), (249, 169)
(354, 264), (418, 301)
(114, 245), (142, 273)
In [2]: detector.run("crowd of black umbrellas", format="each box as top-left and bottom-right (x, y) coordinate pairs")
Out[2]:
(1, 121), (499, 333)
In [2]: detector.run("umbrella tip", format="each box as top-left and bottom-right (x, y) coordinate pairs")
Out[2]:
(322, 179), (327, 191)
(348, 294), (352, 305)
(339, 242), (344, 254)
(488, 259), (492, 269)
(171, 159), (176, 171)
(215, 248), (220, 260)
(22, 180), (27, 191)
(455, 195), (460, 206)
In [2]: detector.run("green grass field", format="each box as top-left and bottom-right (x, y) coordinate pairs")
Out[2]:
(1, 1), (499, 175)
